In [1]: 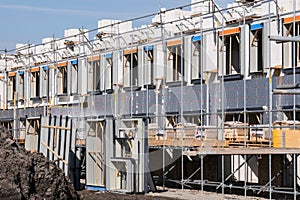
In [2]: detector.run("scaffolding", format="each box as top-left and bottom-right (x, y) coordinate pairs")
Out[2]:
(0, 0), (300, 198)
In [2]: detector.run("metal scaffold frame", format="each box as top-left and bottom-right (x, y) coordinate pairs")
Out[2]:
(0, 0), (300, 198)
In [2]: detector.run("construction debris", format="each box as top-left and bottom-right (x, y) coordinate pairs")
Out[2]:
(0, 126), (79, 200)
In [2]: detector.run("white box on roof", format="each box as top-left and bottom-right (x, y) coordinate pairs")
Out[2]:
(98, 19), (132, 34)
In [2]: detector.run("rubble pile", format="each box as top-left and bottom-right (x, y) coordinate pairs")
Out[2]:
(0, 126), (79, 200)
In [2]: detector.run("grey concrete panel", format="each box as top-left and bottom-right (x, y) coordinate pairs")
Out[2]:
(105, 94), (114, 116)
(69, 119), (77, 182)
(86, 136), (103, 186)
(148, 90), (158, 115)
(86, 120), (105, 187)
(64, 119), (72, 175)
(224, 81), (234, 109)
(119, 92), (132, 116)
(53, 117), (63, 169)
(246, 79), (257, 108)
(210, 83), (221, 111)
(165, 88), (179, 113)
(18, 107), (45, 118)
(39, 116), (50, 158)
(255, 78), (269, 107)
(133, 90), (157, 115)
(48, 116), (56, 161)
(59, 117), (67, 171)
(0, 110), (14, 119)
(277, 75), (300, 107)
(190, 85), (207, 111)
(24, 118), (40, 153)
(93, 95), (106, 116)
(134, 90), (144, 115)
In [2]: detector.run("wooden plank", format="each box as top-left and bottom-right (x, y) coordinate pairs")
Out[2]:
(41, 125), (70, 130)
(124, 47), (138, 55)
(76, 139), (86, 146)
(49, 65), (56, 69)
(148, 138), (224, 147)
(30, 67), (40, 72)
(41, 141), (68, 165)
(284, 15), (300, 24)
(87, 55), (100, 62)
(185, 147), (300, 156)
(8, 71), (17, 77)
(57, 61), (67, 68)
(167, 39), (182, 47)
(219, 27), (240, 36)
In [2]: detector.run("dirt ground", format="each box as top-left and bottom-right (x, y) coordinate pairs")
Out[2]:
(0, 126), (79, 200)
(79, 190), (173, 200)
(0, 125), (269, 200)
(79, 188), (268, 200)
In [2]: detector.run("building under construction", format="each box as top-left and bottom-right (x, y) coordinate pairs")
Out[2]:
(0, 0), (300, 198)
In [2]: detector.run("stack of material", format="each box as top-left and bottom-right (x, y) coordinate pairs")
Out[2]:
(0, 126), (79, 200)
(148, 123), (163, 140)
(224, 121), (249, 140)
(273, 120), (300, 148)
(175, 123), (198, 139)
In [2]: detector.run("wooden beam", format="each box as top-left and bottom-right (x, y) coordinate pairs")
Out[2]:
(124, 47), (138, 55)
(8, 72), (17, 77)
(219, 27), (240, 36)
(167, 39), (182, 47)
(284, 15), (300, 24)
(30, 67), (40, 72)
(42, 125), (70, 130)
(41, 141), (68, 165)
(184, 147), (300, 156)
(87, 55), (100, 62)
(42, 125), (70, 148)
(49, 65), (56, 69)
(57, 61), (67, 68)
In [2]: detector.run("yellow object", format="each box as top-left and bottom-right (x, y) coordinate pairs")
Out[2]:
(273, 129), (300, 148)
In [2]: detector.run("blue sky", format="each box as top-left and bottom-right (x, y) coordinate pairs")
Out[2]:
(0, 0), (232, 52)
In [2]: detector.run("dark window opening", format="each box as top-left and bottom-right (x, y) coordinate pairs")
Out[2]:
(168, 45), (184, 82)
(124, 53), (138, 86)
(224, 34), (240, 75)
(191, 41), (201, 80)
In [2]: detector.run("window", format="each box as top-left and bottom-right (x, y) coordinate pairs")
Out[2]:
(218, 28), (241, 76)
(167, 40), (184, 82)
(143, 46), (154, 85)
(41, 66), (48, 97)
(57, 62), (67, 95)
(105, 53), (113, 90)
(86, 119), (105, 186)
(191, 36), (202, 81)
(283, 19), (300, 69)
(26, 118), (41, 151)
(250, 23), (263, 75)
(87, 55), (100, 92)
(124, 48), (138, 87)
(70, 59), (78, 94)
(225, 113), (244, 123)
(7, 72), (16, 101)
(0, 121), (13, 134)
(26, 119), (40, 135)
(18, 71), (24, 100)
(30, 68), (40, 98)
